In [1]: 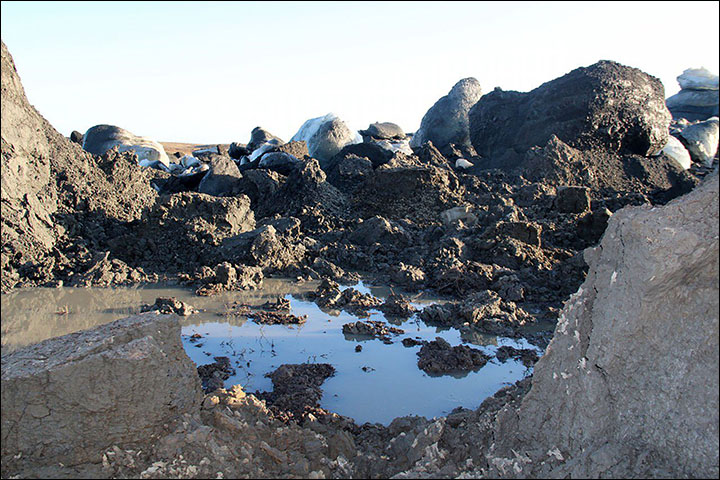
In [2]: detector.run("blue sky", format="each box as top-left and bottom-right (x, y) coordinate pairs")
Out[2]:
(2, 1), (718, 144)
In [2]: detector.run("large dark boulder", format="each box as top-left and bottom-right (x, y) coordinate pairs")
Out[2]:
(69, 130), (83, 144)
(291, 114), (359, 168)
(469, 61), (671, 168)
(410, 78), (482, 153)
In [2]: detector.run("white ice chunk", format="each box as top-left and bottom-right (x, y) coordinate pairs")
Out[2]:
(167, 163), (186, 174)
(249, 143), (275, 162)
(455, 158), (473, 169)
(291, 113), (339, 144)
(180, 155), (201, 168)
(660, 136), (692, 170)
(373, 139), (413, 155)
(677, 67), (719, 91)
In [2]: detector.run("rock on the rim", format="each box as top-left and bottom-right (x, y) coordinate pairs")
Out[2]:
(410, 77), (482, 153)
(258, 151), (301, 176)
(192, 146), (219, 159)
(666, 89), (720, 123)
(197, 154), (242, 196)
(291, 113), (361, 167)
(359, 122), (406, 141)
(308, 116), (359, 166)
(677, 116), (719, 167)
(331, 142), (394, 169)
(247, 126), (284, 153)
(660, 135), (692, 170)
(0, 312), (203, 469)
(69, 130), (84, 144)
(83, 124), (170, 168)
(228, 141), (250, 159)
(469, 61), (671, 168)
(489, 174), (719, 478)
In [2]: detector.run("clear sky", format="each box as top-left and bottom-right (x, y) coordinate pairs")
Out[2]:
(2, 1), (718, 145)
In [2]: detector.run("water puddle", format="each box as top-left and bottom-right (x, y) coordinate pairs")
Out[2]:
(1, 279), (540, 425)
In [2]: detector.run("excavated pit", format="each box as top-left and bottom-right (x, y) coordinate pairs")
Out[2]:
(2, 38), (717, 478)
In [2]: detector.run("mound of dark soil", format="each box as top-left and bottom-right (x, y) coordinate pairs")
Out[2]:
(256, 363), (336, 419)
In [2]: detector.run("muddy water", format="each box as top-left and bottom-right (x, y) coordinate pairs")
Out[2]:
(1, 279), (539, 425)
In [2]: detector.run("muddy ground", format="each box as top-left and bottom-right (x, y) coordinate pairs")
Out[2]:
(2, 39), (718, 478)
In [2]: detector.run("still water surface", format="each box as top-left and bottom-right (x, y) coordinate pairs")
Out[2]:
(1, 279), (539, 425)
